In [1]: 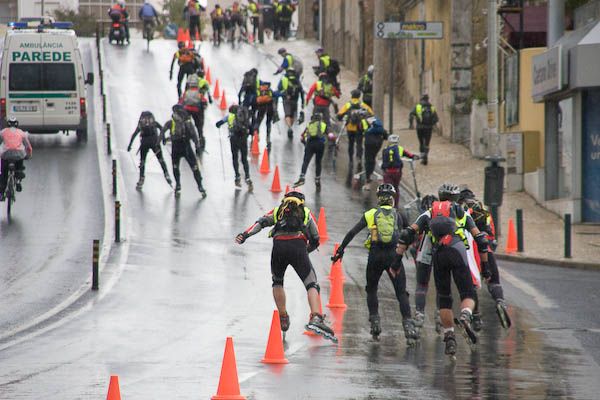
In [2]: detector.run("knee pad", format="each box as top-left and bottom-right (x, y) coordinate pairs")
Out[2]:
(438, 294), (453, 309)
(305, 282), (320, 293)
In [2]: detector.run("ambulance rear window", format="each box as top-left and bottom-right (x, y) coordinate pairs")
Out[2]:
(9, 63), (76, 91)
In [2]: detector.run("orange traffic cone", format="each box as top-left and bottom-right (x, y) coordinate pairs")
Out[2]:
(219, 90), (228, 110)
(106, 375), (121, 400)
(328, 243), (345, 282)
(261, 310), (289, 364)
(212, 337), (246, 400)
(285, 184), (290, 194)
(505, 218), (517, 254)
(251, 133), (260, 156)
(327, 277), (347, 309)
(176, 28), (184, 42)
(270, 165), (282, 192)
(304, 295), (324, 336)
(259, 148), (270, 174)
(206, 67), (212, 84)
(213, 79), (220, 99)
(317, 207), (329, 242)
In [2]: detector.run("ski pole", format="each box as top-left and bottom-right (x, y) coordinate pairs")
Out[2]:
(409, 159), (421, 199)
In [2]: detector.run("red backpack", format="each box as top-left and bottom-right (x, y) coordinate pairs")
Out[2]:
(429, 201), (458, 245)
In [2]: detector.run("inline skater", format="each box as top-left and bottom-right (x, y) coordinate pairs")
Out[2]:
(314, 48), (340, 90)
(409, 94), (439, 165)
(235, 191), (337, 342)
(180, 73), (212, 149)
(254, 79), (279, 151)
(292, 112), (326, 190)
(275, 48), (303, 77)
(396, 183), (490, 356)
(248, 0), (260, 40)
(336, 89), (373, 173)
(210, 5), (224, 45)
(170, 41), (197, 98)
(127, 111), (172, 189)
(357, 65), (374, 107)
(305, 72), (340, 130)
(332, 184), (418, 345)
(238, 68), (258, 108)
(216, 104), (254, 190)
(275, 68), (305, 138)
(362, 117), (387, 190)
(160, 105), (206, 197)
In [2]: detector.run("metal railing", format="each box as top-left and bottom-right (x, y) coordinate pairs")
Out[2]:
(575, 0), (600, 29)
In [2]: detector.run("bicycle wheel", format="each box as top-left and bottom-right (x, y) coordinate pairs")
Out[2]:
(6, 179), (13, 223)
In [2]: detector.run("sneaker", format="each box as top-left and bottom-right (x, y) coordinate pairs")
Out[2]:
(414, 311), (425, 328)
(306, 313), (337, 342)
(369, 314), (381, 339)
(293, 176), (305, 187)
(444, 330), (457, 356)
(472, 312), (483, 332)
(280, 311), (290, 332)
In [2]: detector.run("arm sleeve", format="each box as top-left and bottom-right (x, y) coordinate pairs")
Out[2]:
(170, 55), (176, 73)
(244, 209), (276, 236)
(339, 216), (367, 251)
(127, 127), (140, 149)
(306, 214), (320, 245)
(414, 211), (431, 233)
(305, 84), (316, 103)
(300, 86), (305, 106)
(401, 148), (416, 159)
(464, 214), (477, 231)
(187, 121), (199, 146)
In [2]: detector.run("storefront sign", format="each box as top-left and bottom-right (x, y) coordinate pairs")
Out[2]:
(532, 46), (565, 101)
(375, 22), (443, 40)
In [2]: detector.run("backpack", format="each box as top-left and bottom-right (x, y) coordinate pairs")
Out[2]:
(327, 59), (340, 77)
(292, 57), (303, 76)
(284, 72), (299, 96)
(317, 81), (334, 99)
(170, 113), (189, 141)
(371, 207), (399, 245)
(275, 200), (305, 233)
(242, 69), (258, 90)
(307, 121), (325, 139)
(349, 107), (364, 126)
(232, 106), (251, 134)
(139, 112), (156, 137)
(256, 82), (273, 105)
(183, 88), (203, 107)
(179, 49), (194, 64)
(429, 201), (459, 243)
(420, 104), (436, 126)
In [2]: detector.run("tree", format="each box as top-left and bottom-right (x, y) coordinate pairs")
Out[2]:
(163, 0), (186, 27)
(53, 8), (96, 37)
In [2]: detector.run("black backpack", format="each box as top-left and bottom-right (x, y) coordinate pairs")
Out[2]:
(420, 105), (436, 126)
(170, 112), (190, 141)
(327, 59), (340, 77)
(275, 200), (305, 233)
(349, 107), (364, 125)
(242, 69), (258, 90)
(232, 106), (251, 134)
(139, 111), (156, 137)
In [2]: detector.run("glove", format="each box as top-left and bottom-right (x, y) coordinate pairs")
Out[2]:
(331, 248), (344, 262)
(216, 120), (224, 128)
(127, 145), (132, 152)
(209, 98), (213, 104)
(481, 262), (491, 281)
(235, 232), (249, 244)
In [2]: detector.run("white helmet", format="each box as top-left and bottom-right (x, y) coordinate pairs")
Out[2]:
(388, 134), (399, 143)
(367, 65), (374, 74)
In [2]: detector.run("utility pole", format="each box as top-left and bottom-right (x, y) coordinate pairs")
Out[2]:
(372, 0), (385, 117)
(544, 0), (565, 200)
(487, 0), (499, 156)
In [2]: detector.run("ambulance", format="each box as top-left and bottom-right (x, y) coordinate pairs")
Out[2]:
(0, 21), (94, 141)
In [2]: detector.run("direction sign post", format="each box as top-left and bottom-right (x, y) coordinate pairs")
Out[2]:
(375, 21), (443, 134)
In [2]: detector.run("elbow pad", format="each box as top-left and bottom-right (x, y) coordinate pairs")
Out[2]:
(399, 227), (416, 245)
(474, 233), (489, 253)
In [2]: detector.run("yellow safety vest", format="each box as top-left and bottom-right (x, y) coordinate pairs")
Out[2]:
(415, 104), (436, 122)
(227, 112), (236, 129)
(307, 121), (327, 138)
(363, 205), (396, 249)
(320, 55), (330, 68)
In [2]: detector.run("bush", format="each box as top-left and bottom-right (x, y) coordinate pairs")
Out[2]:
(54, 8), (96, 37)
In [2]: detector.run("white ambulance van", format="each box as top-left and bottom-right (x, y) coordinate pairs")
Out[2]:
(0, 22), (94, 141)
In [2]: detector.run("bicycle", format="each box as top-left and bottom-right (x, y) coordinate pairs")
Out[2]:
(3, 162), (17, 222)
(143, 20), (154, 52)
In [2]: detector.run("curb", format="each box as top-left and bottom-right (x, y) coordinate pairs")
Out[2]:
(494, 253), (600, 271)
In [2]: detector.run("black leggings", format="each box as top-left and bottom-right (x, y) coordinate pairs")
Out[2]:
(364, 137), (382, 181)
(190, 110), (205, 142)
(365, 246), (411, 319)
(139, 140), (168, 178)
(177, 64), (196, 98)
(230, 135), (250, 179)
(415, 261), (435, 313)
(171, 141), (202, 187)
(254, 103), (275, 141)
(485, 252), (504, 301)
(432, 245), (476, 310)
(300, 139), (325, 178)
(347, 132), (363, 163)
(416, 128), (433, 154)
(271, 238), (317, 289)
(189, 15), (200, 39)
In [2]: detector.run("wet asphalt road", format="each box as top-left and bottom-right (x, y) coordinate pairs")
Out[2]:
(0, 38), (598, 399)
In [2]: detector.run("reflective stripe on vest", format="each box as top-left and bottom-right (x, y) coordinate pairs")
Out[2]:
(387, 145), (405, 163)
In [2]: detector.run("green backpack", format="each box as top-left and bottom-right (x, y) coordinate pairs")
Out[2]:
(373, 207), (398, 244)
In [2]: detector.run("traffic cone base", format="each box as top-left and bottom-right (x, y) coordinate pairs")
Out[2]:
(212, 337), (246, 400)
(219, 89), (228, 110)
(262, 310), (289, 364)
(270, 165), (282, 192)
(505, 218), (517, 254)
(259, 148), (271, 174)
(106, 375), (121, 400)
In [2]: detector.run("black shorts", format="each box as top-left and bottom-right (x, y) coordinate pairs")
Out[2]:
(283, 99), (298, 118)
(271, 238), (317, 289)
(432, 245), (475, 308)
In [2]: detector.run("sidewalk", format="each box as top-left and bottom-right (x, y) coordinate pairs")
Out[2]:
(260, 37), (600, 269)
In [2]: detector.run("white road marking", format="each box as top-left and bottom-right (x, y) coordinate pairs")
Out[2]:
(501, 269), (558, 309)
